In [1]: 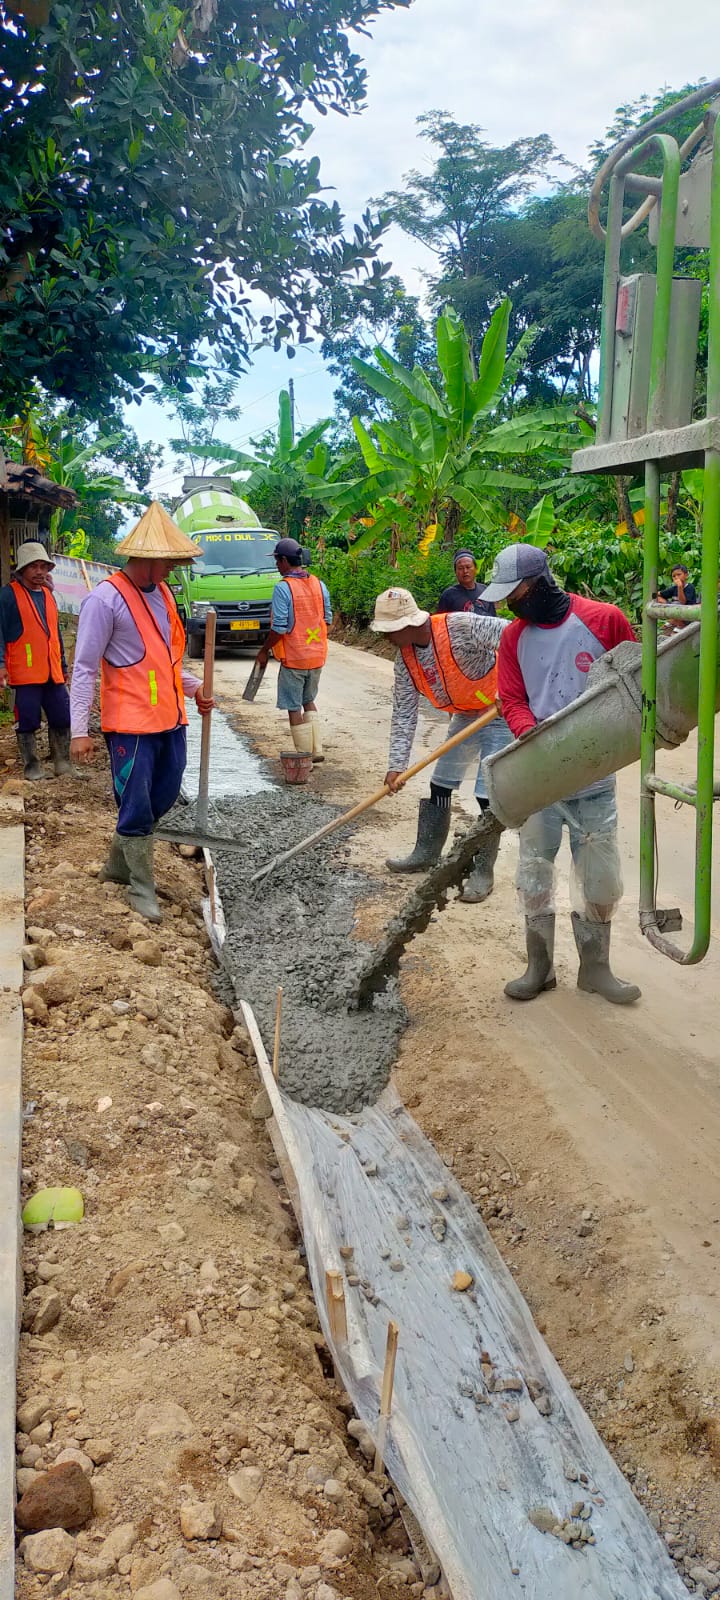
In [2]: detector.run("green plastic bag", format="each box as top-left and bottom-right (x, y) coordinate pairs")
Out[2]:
(22, 1187), (84, 1228)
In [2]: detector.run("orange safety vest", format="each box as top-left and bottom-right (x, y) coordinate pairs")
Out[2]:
(401, 614), (497, 714)
(5, 580), (65, 686)
(100, 572), (188, 735)
(272, 573), (328, 670)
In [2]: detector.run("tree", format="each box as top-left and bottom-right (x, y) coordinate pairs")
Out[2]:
(0, 0), (408, 414)
(319, 274), (437, 421)
(164, 377), (241, 476)
(203, 388), (337, 538)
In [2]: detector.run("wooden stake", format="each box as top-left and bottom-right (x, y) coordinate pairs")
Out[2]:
(272, 985), (283, 1081)
(374, 1320), (400, 1474)
(325, 1269), (348, 1343)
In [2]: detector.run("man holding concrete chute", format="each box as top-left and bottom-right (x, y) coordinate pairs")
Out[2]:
(370, 586), (511, 903)
(0, 541), (73, 781)
(69, 503), (214, 924)
(484, 542), (641, 1005)
(255, 537), (332, 763)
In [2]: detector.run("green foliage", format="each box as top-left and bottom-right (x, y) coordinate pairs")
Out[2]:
(0, 0), (408, 413)
(203, 388), (338, 538)
(164, 377), (241, 476)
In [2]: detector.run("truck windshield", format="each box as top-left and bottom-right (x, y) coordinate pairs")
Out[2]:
(194, 530), (276, 574)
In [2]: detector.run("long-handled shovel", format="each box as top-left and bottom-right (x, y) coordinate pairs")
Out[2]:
(248, 704), (499, 889)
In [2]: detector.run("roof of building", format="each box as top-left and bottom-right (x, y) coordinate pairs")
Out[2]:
(0, 458), (78, 510)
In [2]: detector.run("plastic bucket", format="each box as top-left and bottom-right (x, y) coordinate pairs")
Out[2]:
(280, 751), (314, 785)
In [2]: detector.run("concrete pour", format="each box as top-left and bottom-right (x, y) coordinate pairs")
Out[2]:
(208, 789), (406, 1113)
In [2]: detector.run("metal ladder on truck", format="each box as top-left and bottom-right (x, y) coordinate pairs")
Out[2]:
(571, 80), (720, 963)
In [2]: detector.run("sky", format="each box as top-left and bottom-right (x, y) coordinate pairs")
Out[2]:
(143, 0), (718, 501)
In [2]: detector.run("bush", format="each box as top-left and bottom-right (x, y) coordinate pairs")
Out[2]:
(316, 541), (499, 625)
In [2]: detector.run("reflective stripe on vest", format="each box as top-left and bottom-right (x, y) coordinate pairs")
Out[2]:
(272, 573), (328, 669)
(99, 573), (188, 735)
(401, 614), (497, 715)
(6, 581), (64, 686)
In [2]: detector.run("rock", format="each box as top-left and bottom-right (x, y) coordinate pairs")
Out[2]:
(623, 1352), (635, 1373)
(134, 939), (163, 966)
(17, 1469), (39, 1495)
(20, 1527), (76, 1574)
(324, 1478), (343, 1501)
(319, 1529), (352, 1563)
(17, 1396), (51, 1433)
(527, 1506), (557, 1534)
(316, 1586), (339, 1600)
(250, 1087), (272, 1121)
(228, 1467), (264, 1506)
(187, 1178), (212, 1197)
(85, 1437), (113, 1465)
(158, 1222), (186, 1244)
(32, 1291), (63, 1335)
(21, 1445), (43, 1469)
(16, 1460), (94, 1532)
(179, 1501), (222, 1540)
(239, 1287), (262, 1310)
(347, 1418), (374, 1460)
(24, 965), (76, 1007)
(689, 1567), (720, 1590)
(54, 1447), (94, 1475)
(185, 1310), (202, 1338)
(199, 1258), (219, 1284)
(294, 1425), (313, 1453)
(22, 988), (49, 1024)
(362, 1481), (385, 1510)
(100, 1522), (138, 1561)
(135, 1401), (194, 1440)
(29, 1420), (53, 1446)
(135, 1583), (182, 1600)
(451, 1271), (473, 1292)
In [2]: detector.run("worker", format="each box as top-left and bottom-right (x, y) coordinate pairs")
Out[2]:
(255, 537), (332, 763)
(483, 542), (641, 1005)
(370, 586), (510, 902)
(69, 502), (214, 924)
(436, 550), (496, 616)
(0, 541), (72, 781)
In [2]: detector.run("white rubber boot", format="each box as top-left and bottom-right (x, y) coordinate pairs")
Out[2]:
(304, 710), (324, 763)
(291, 723), (314, 756)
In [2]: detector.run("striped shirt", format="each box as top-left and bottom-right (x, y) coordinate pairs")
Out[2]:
(388, 612), (506, 770)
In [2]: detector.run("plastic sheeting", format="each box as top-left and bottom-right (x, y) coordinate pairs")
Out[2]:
(241, 1002), (688, 1600)
(516, 791), (623, 922)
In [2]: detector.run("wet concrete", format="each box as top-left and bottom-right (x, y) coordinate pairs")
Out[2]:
(184, 705), (271, 800)
(206, 788), (406, 1113)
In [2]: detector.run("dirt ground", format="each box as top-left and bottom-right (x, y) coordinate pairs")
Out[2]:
(10, 717), (428, 1599)
(213, 637), (720, 1582)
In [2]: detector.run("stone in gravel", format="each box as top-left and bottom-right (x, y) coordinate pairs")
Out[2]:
(199, 1258), (219, 1284)
(21, 1445), (43, 1469)
(16, 1469), (39, 1495)
(100, 1522), (138, 1561)
(185, 1310), (202, 1338)
(250, 1087), (272, 1121)
(158, 1222), (186, 1244)
(16, 1460), (93, 1532)
(24, 965), (75, 1007)
(689, 1567), (720, 1590)
(135, 1583), (182, 1600)
(228, 1467), (263, 1505)
(451, 1271), (473, 1292)
(31, 1291), (63, 1335)
(316, 1586), (339, 1600)
(85, 1438), (113, 1465)
(54, 1446), (93, 1475)
(239, 1287), (262, 1309)
(389, 1259), (404, 1272)
(347, 1419), (374, 1460)
(180, 1501), (222, 1540)
(135, 1401), (194, 1440)
(323, 1479), (343, 1501)
(528, 1506), (558, 1534)
(134, 939), (163, 966)
(20, 1527), (76, 1574)
(319, 1529), (352, 1563)
(533, 1393), (552, 1416)
(21, 988), (49, 1024)
(623, 1352), (634, 1373)
(294, 1425), (313, 1453)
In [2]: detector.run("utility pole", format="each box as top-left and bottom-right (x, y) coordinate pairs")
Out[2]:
(288, 377), (296, 444)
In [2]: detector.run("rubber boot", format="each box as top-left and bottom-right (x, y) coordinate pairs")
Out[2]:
(290, 723), (314, 756)
(505, 915), (556, 1000)
(16, 731), (46, 781)
(387, 798), (451, 873)
(304, 710), (324, 763)
(121, 834), (162, 924)
(99, 830), (130, 886)
(460, 828), (501, 904)
(571, 913), (641, 1005)
(48, 727), (72, 776)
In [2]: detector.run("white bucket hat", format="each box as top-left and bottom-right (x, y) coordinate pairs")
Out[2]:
(14, 541), (55, 573)
(370, 587), (429, 633)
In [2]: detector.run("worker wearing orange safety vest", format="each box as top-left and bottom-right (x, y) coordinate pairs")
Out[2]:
(369, 586), (512, 901)
(69, 503), (214, 924)
(0, 541), (72, 781)
(256, 537), (332, 764)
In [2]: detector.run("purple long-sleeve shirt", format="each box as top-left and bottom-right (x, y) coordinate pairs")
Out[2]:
(70, 580), (201, 737)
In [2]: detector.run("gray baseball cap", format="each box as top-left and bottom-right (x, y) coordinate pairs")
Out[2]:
(482, 542), (550, 604)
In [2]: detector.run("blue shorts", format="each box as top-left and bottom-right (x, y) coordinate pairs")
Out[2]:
(432, 711), (513, 801)
(105, 727), (187, 836)
(276, 665), (322, 712)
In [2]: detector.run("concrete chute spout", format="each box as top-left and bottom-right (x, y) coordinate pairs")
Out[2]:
(483, 620), (717, 830)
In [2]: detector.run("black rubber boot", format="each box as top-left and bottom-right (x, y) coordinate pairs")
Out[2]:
(99, 830), (130, 886)
(48, 727), (72, 776)
(505, 915), (556, 1000)
(16, 731), (46, 781)
(121, 835), (162, 923)
(571, 913), (641, 1005)
(460, 828), (501, 904)
(386, 798), (451, 873)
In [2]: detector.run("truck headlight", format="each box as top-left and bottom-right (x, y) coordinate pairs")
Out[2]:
(190, 602), (210, 619)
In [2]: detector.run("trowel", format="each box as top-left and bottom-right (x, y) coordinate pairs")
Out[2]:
(242, 655), (267, 702)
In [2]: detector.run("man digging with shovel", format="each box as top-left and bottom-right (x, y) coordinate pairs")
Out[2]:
(371, 586), (511, 903)
(69, 502), (214, 923)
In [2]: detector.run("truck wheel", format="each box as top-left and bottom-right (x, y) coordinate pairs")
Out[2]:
(188, 631), (204, 660)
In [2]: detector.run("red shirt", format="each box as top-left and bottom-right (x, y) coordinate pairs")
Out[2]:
(498, 594), (636, 739)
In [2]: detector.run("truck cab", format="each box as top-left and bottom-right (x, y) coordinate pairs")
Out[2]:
(173, 478), (280, 659)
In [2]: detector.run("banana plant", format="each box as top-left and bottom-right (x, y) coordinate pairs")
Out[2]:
(323, 302), (542, 550)
(202, 389), (336, 537)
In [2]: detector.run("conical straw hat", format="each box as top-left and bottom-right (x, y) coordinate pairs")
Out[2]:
(116, 501), (200, 562)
